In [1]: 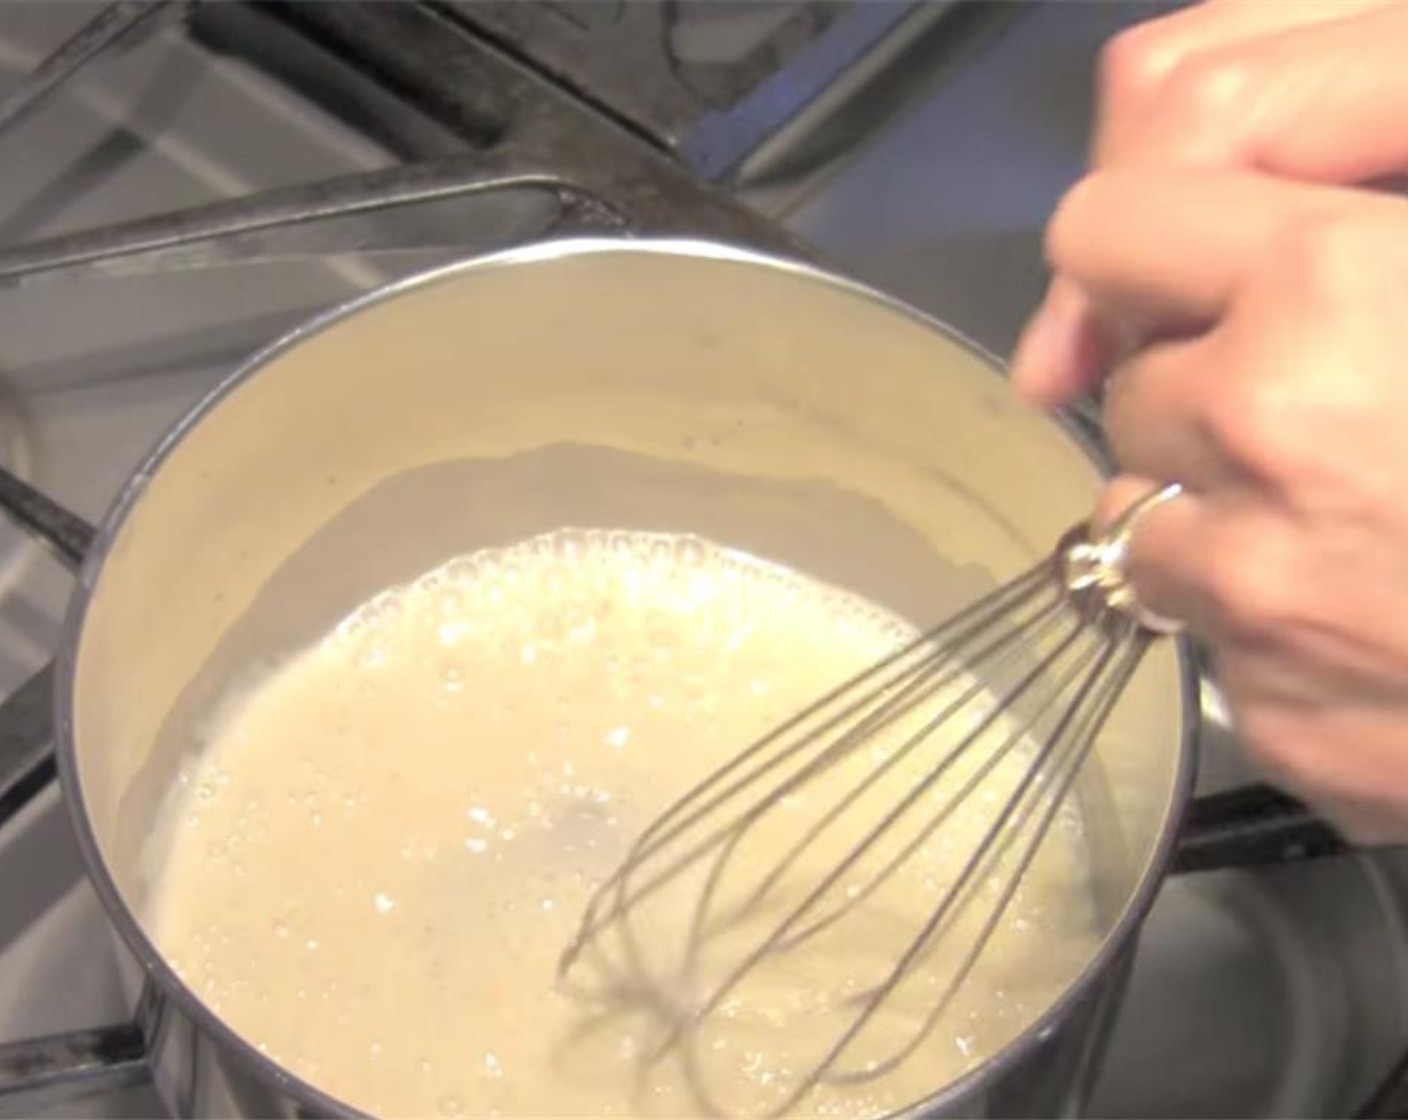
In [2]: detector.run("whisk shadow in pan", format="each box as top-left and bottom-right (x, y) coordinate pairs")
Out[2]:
(556, 485), (1184, 1118)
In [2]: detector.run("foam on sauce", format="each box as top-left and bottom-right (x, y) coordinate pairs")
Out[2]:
(149, 529), (1099, 1118)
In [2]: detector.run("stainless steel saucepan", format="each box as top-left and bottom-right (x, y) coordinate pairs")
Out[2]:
(0, 236), (1201, 1117)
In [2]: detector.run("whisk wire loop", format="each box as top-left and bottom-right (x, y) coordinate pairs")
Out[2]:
(559, 564), (1055, 974)
(559, 492), (1183, 1118)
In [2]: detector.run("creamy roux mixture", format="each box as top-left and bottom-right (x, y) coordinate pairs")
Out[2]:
(150, 530), (1099, 1118)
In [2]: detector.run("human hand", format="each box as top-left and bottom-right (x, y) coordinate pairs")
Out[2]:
(1008, 1), (1408, 842)
(1014, 0), (1408, 406)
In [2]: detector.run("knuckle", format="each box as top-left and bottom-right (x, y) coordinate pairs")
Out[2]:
(1043, 175), (1095, 268)
(1158, 53), (1255, 133)
(1098, 24), (1179, 108)
(1100, 22), (1256, 158)
(1045, 171), (1121, 270)
(1205, 366), (1296, 479)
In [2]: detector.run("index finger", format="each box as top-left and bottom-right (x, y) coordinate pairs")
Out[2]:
(1044, 168), (1376, 334)
(1011, 168), (1372, 404)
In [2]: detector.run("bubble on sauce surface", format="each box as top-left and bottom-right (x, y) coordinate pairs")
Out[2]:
(148, 527), (1100, 1120)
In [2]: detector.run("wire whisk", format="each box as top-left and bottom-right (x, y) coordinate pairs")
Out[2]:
(557, 485), (1184, 1118)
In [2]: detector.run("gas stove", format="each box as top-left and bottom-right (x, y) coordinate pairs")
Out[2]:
(0, 3), (1406, 1117)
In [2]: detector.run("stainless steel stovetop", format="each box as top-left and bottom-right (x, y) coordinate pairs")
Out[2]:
(1, 3), (1406, 1117)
